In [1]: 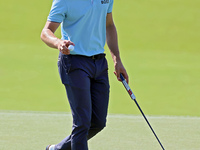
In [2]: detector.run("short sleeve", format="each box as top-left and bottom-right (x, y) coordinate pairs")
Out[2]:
(47, 0), (68, 23)
(107, 0), (114, 13)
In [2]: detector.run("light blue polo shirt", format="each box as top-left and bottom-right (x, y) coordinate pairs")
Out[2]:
(48, 0), (114, 56)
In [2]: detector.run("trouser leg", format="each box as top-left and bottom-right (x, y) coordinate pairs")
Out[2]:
(87, 71), (110, 140)
(56, 70), (92, 150)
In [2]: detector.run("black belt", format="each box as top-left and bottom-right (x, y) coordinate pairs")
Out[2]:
(88, 54), (105, 59)
(69, 53), (105, 60)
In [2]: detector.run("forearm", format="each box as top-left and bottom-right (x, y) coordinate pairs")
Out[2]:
(106, 22), (129, 83)
(106, 24), (121, 63)
(40, 28), (61, 49)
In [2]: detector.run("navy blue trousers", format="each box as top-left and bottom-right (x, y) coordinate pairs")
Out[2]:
(55, 53), (110, 150)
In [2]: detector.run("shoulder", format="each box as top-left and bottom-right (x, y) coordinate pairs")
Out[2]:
(50, 0), (69, 13)
(52, 0), (67, 5)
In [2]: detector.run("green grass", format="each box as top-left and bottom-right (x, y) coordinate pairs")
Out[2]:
(1, 111), (200, 150)
(1, 1), (199, 149)
(0, 0), (200, 116)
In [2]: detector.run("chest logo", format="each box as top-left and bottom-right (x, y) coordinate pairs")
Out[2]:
(101, 0), (109, 4)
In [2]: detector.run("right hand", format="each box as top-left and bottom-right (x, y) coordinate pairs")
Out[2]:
(58, 40), (75, 55)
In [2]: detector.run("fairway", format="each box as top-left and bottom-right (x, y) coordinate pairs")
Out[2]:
(0, 111), (200, 150)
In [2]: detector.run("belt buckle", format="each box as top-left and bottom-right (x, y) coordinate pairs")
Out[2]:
(92, 55), (95, 59)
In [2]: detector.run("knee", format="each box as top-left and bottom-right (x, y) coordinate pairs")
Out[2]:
(93, 126), (105, 134)
(87, 123), (105, 140)
(91, 121), (106, 131)
(73, 121), (91, 132)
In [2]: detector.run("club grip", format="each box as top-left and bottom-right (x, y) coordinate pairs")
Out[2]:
(120, 73), (136, 100)
(120, 73), (125, 81)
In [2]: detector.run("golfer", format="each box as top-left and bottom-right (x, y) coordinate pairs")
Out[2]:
(41, 0), (128, 149)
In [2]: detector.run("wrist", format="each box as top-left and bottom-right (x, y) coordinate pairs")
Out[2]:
(55, 38), (62, 49)
(112, 55), (121, 64)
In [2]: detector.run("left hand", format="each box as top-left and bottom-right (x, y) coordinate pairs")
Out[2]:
(114, 61), (129, 84)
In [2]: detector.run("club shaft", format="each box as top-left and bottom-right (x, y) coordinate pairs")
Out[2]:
(120, 74), (165, 150)
(133, 99), (165, 150)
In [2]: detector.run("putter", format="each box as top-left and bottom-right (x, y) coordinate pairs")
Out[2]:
(120, 73), (165, 150)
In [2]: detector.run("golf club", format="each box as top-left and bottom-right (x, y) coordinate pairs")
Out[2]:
(120, 73), (165, 150)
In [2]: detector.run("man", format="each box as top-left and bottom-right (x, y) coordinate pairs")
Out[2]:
(41, 0), (128, 150)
